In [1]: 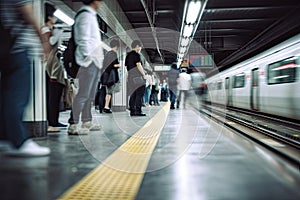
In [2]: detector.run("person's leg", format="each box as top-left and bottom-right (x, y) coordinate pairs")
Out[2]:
(169, 89), (175, 109)
(0, 63), (6, 139)
(2, 52), (30, 147)
(183, 90), (188, 108)
(177, 90), (182, 108)
(129, 90), (136, 114)
(81, 64), (100, 123)
(48, 81), (64, 127)
(135, 85), (146, 114)
(70, 67), (93, 124)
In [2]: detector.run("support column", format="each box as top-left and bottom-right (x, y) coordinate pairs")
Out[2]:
(23, 0), (47, 138)
(111, 43), (127, 112)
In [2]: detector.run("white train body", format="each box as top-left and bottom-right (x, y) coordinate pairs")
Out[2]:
(206, 34), (300, 120)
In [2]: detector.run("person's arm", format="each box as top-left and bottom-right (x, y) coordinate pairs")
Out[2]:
(75, 12), (92, 57)
(18, 3), (46, 55)
(136, 62), (146, 79)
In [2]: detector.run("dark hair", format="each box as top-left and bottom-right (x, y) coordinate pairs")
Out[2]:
(44, 3), (56, 23)
(171, 63), (177, 69)
(81, 0), (102, 5)
(110, 39), (120, 48)
(131, 40), (142, 49)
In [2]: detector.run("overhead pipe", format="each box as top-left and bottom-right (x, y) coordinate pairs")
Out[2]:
(140, 0), (165, 64)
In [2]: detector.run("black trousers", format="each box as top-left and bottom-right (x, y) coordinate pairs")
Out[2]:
(129, 84), (145, 113)
(46, 74), (65, 126)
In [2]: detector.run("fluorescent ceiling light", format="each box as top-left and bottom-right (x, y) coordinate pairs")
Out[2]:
(183, 25), (193, 37)
(186, 1), (202, 24)
(180, 47), (187, 54)
(54, 9), (74, 26)
(181, 38), (190, 46)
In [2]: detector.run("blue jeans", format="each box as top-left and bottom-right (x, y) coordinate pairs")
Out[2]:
(169, 88), (177, 108)
(69, 62), (100, 124)
(0, 52), (31, 148)
(144, 86), (151, 104)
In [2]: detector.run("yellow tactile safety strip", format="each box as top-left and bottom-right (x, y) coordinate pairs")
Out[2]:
(58, 103), (170, 200)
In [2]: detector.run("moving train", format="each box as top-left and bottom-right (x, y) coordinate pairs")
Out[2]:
(205, 33), (300, 120)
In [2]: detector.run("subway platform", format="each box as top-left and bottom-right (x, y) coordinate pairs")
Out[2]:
(0, 102), (299, 200)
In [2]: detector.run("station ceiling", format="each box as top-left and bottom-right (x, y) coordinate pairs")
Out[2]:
(116, 0), (300, 71)
(63, 0), (300, 71)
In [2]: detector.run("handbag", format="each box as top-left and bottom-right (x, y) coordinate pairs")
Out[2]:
(102, 70), (116, 86)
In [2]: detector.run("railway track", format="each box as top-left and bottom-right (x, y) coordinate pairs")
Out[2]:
(195, 103), (300, 167)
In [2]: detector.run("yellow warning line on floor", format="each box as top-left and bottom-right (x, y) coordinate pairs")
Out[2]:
(58, 103), (170, 200)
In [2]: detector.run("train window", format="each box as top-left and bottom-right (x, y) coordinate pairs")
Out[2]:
(217, 81), (222, 90)
(267, 57), (298, 84)
(233, 73), (245, 88)
(225, 77), (229, 89)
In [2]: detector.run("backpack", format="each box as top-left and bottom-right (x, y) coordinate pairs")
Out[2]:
(63, 9), (88, 78)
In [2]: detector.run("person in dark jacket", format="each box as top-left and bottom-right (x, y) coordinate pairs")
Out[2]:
(101, 39), (120, 113)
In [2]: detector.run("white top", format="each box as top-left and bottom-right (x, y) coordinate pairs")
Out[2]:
(74, 6), (104, 69)
(190, 71), (206, 89)
(178, 72), (192, 90)
(41, 26), (63, 46)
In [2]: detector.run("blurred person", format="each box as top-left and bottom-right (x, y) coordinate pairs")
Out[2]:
(177, 68), (191, 109)
(68, 0), (104, 135)
(125, 40), (147, 116)
(0, 0), (50, 156)
(190, 68), (206, 97)
(160, 79), (168, 102)
(150, 76), (160, 106)
(167, 63), (180, 109)
(41, 9), (66, 132)
(144, 70), (152, 107)
(101, 39), (120, 113)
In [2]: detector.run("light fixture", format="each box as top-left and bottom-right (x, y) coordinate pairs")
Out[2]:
(183, 24), (193, 37)
(54, 9), (74, 26)
(177, 0), (208, 63)
(181, 37), (190, 46)
(179, 47), (187, 54)
(186, 1), (202, 24)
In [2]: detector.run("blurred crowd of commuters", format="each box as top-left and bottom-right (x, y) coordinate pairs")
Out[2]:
(0, 0), (206, 157)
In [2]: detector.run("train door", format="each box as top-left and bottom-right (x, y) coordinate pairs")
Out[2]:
(250, 68), (259, 110)
(225, 77), (232, 106)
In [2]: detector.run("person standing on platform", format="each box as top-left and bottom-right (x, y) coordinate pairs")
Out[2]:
(167, 63), (180, 109)
(144, 70), (152, 107)
(0, 0), (50, 156)
(41, 8), (66, 132)
(125, 40), (147, 116)
(101, 39), (120, 113)
(177, 68), (192, 109)
(68, 0), (104, 135)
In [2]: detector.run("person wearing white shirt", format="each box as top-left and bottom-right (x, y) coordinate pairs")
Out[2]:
(177, 68), (192, 109)
(68, 0), (104, 135)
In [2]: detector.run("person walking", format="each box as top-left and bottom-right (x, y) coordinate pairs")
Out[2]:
(41, 8), (66, 132)
(0, 0), (50, 156)
(167, 63), (180, 109)
(68, 0), (104, 135)
(177, 68), (191, 109)
(125, 40), (147, 116)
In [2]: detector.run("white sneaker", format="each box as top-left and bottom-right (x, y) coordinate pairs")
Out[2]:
(68, 124), (89, 135)
(6, 139), (50, 157)
(81, 122), (102, 131)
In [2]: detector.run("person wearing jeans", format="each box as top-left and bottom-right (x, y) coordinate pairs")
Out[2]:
(0, 0), (50, 156)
